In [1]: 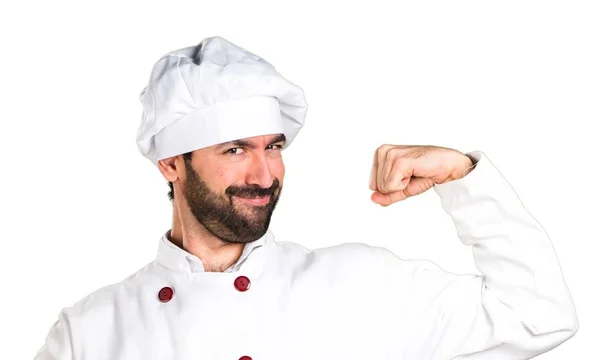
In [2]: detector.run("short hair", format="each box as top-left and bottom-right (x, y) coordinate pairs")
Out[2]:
(167, 151), (193, 202)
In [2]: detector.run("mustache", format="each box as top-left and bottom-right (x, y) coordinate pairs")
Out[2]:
(225, 178), (280, 198)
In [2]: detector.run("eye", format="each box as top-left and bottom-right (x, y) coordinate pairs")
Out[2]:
(225, 147), (245, 155)
(267, 144), (283, 151)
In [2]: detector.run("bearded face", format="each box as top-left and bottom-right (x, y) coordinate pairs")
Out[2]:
(181, 157), (282, 244)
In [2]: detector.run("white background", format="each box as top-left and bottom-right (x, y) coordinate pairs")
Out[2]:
(1, 0), (598, 358)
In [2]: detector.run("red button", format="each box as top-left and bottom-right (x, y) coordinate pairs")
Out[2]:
(239, 356), (252, 360)
(158, 286), (173, 302)
(234, 276), (251, 292)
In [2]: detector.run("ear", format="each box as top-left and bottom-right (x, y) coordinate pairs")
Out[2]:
(158, 156), (181, 183)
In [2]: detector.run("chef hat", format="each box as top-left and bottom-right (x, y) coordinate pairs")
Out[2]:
(136, 36), (308, 165)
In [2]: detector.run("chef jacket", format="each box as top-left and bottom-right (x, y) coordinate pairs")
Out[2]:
(164, 228), (266, 273)
(34, 151), (578, 360)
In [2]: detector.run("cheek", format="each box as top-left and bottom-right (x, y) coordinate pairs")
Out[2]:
(216, 171), (239, 189)
(270, 159), (285, 181)
(198, 165), (235, 192)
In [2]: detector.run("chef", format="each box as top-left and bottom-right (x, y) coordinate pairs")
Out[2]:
(35, 36), (578, 360)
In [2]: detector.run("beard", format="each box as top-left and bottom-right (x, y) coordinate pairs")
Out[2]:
(181, 160), (281, 244)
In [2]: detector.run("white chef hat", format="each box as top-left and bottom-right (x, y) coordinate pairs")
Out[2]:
(136, 36), (308, 165)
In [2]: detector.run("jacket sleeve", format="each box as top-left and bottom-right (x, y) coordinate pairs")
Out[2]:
(34, 310), (74, 360)
(377, 151), (578, 359)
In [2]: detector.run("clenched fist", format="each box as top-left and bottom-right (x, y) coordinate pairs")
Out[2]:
(369, 145), (476, 206)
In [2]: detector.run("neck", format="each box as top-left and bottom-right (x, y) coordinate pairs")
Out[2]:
(169, 200), (245, 272)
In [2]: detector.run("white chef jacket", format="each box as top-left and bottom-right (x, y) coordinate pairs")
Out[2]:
(34, 151), (578, 360)
(163, 229), (266, 273)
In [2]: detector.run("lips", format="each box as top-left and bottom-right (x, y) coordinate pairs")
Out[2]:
(236, 195), (270, 205)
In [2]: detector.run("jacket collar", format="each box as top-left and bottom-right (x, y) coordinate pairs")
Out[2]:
(155, 228), (275, 275)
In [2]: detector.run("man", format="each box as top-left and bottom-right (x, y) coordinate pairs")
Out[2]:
(35, 36), (578, 359)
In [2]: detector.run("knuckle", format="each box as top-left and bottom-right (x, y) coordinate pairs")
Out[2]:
(388, 148), (404, 161)
(376, 145), (388, 156)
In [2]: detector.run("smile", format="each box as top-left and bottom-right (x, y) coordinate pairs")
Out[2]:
(235, 195), (270, 205)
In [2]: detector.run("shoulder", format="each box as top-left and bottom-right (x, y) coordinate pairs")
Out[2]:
(59, 261), (163, 321)
(273, 238), (401, 265)
(272, 238), (382, 262)
(269, 238), (457, 285)
(269, 238), (406, 280)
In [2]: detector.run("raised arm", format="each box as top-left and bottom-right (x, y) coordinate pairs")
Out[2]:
(371, 149), (577, 359)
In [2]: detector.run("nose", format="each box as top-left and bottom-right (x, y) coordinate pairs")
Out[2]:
(245, 153), (275, 189)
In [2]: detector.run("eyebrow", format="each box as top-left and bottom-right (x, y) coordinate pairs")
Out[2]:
(216, 134), (286, 150)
